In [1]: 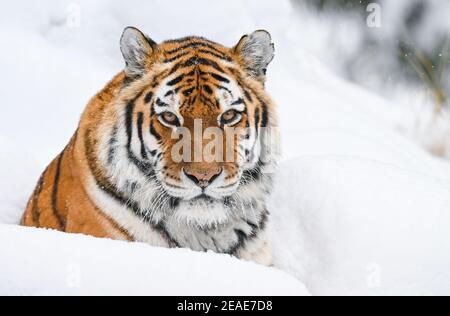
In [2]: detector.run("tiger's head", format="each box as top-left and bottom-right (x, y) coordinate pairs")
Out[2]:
(102, 27), (278, 227)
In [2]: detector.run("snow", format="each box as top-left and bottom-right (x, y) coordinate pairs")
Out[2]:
(0, 135), (40, 225)
(0, 224), (309, 296)
(1, 0), (450, 295)
(272, 158), (450, 295)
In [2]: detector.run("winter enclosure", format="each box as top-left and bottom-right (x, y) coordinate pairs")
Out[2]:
(0, 0), (450, 295)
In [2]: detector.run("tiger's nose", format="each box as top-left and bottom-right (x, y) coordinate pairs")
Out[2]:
(183, 167), (223, 188)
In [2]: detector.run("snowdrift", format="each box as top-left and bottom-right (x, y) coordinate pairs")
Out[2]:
(0, 224), (309, 296)
(1, 0), (450, 295)
(272, 158), (450, 296)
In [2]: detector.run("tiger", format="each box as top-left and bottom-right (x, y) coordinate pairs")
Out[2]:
(21, 27), (278, 266)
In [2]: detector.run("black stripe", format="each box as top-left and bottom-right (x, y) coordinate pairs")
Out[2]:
(164, 36), (199, 45)
(182, 87), (195, 97)
(167, 60), (194, 77)
(246, 220), (258, 231)
(244, 90), (253, 102)
(31, 168), (48, 226)
(197, 49), (232, 61)
(137, 112), (148, 160)
(189, 95), (198, 106)
(156, 98), (169, 107)
(209, 72), (230, 83)
(51, 152), (66, 230)
(174, 84), (190, 94)
(150, 106), (156, 117)
(257, 209), (269, 233)
(260, 101), (269, 127)
(232, 68), (270, 128)
(164, 51), (190, 63)
(231, 98), (244, 106)
(107, 125), (118, 164)
(214, 84), (233, 95)
(166, 41), (228, 57)
(171, 57), (225, 75)
(155, 221), (180, 247)
(203, 85), (213, 95)
(228, 229), (249, 255)
(144, 91), (153, 103)
(230, 207), (269, 254)
(254, 107), (261, 133)
(169, 197), (180, 209)
(125, 98), (136, 150)
(167, 74), (185, 86)
(149, 122), (162, 141)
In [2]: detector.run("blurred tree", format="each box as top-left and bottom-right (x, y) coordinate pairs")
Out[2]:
(291, 0), (450, 111)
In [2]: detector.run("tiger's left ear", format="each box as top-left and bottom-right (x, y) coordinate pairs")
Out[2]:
(234, 30), (275, 83)
(120, 27), (157, 79)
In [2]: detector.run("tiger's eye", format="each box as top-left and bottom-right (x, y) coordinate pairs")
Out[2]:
(221, 110), (239, 124)
(160, 112), (179, 126)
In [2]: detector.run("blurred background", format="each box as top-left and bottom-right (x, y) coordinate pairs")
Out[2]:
(291, 0), (450, 158)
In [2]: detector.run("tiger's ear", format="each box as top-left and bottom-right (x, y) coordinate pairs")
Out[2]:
(234, 30), (275, 83)
(120, 27), (157, 78)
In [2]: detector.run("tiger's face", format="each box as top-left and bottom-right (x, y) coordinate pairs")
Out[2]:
(114, 27), (276, 218)
(150, 70), (249, 201)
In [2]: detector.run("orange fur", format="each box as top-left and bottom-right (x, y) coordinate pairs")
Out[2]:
(21, 32), (277, 253)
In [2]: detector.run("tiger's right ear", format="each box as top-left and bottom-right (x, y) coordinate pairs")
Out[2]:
(120, 27), (157, 79)
(234, 30), (275, 83)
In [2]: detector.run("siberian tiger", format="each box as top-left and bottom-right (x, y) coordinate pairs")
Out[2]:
(21, 27), (278, 265)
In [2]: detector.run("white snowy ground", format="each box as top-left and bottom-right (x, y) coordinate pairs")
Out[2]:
(1, 0), (450, 296)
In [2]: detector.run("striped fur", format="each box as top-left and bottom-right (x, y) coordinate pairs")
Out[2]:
(21, 28), (278, 265)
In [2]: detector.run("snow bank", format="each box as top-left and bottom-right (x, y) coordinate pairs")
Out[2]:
(0, 224), (309, 296)
(1, 0), (450, 296)
(272, 158), (450, 296)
